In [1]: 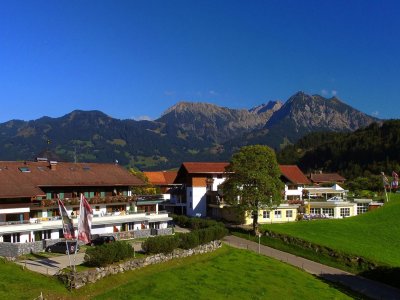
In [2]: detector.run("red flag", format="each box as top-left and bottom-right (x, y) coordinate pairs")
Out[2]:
(78, 194), (93, 244)
(392, 171), (399, 189)
(57, 198), (75, 239)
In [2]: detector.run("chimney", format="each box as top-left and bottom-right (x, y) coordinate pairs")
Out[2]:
(49, 161), (57, 171)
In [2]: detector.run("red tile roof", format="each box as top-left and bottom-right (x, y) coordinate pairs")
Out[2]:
(182, 162), (230, 174)
(144, 171), (178, 185)
(0, 161), (144, 198)
(310, 173), (346, 183)
(279, 165), (310, 185)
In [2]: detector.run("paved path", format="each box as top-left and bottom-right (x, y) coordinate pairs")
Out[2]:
(17, 253), (85, 276)
(223, 235), (400, 300)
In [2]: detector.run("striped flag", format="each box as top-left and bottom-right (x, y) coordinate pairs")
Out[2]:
(392, 171), (399, 189)
(57, 198), (75, 239)
(78, 194), (93, 244)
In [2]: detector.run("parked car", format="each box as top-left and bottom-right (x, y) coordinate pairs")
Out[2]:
(90, 235), (116, 246)
(45, 241), (79, 254)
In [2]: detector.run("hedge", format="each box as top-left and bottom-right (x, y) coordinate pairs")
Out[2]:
(84, 241), (135, 267)
(142, 220), (228, 254)
(142, 235), (180, 254)
(172, 215), (220, 230)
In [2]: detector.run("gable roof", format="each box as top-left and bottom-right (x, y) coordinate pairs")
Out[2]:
(182, 162), (230, 174)
(279, 165), (310, 185)
(144, 171), (178, 185)
(0, 161), (144, 198)
(310, 173), (346, 183)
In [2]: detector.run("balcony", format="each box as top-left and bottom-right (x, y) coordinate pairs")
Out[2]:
(29, 195), (166, 209)
(0, 210), (171, 234)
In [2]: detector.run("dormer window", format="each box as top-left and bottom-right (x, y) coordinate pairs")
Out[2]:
(19, 167), (31, 173)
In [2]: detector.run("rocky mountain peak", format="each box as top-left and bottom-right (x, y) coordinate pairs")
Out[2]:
(266, 92), (377, 132)
(249, 100), (283, 115)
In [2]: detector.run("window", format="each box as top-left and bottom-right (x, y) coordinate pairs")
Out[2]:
(274, 210), (282, 218)
(322, 208), (334, 217)
(287, 185), (297, 190)
(19, 167), (31, 173)
(357, 203), (369, 214)
(262, 211), (270, 219)
(340, 208), (350, 217)
(310, 208), (320, 214)
(286, 210), (293, 218)
(43, 230), (51, 239)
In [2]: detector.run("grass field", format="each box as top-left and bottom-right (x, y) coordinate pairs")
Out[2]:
(88, 246), (353, 300)
(0, 246), (354, 299)
(261, 194), (400, 267)
(0, 258), (68, 299)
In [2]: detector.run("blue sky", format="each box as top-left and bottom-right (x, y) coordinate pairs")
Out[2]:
(0, 0), (399, 122)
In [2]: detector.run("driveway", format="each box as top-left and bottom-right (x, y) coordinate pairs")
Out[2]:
(17, 252), (86, 276)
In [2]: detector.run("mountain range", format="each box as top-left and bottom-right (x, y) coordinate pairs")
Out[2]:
(0, 91), (378, 170)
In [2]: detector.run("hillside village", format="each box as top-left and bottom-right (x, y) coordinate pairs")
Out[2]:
(2, 1), (400, 298)
(0, 155), (386, 255)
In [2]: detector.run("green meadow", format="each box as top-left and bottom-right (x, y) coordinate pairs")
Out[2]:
(261, 194), (400, 267)
(0, 246), (353, 299)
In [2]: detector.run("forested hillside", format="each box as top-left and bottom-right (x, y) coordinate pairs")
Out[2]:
(277, 120), (400, 180)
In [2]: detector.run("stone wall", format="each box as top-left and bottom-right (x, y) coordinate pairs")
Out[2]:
(132, 229), (151, 238)
(264, 230), (377, 270)
(0, 241), (43, 258)
(151, 228), (173, 236)
(58, 240), (222, 289)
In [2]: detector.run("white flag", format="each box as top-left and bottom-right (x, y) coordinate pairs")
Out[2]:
(78, 194), (93, 244)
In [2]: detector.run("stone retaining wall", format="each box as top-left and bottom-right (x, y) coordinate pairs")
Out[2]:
(0, 241), (43, 258)
(58, 240), (222, 289)
(264, 230), (377, 270)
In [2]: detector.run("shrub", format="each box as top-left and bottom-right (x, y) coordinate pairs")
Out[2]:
(142, 217), (228, 254)
(84, 241), (134, 267)
(172, 214), (221, 229)
(178, 232), (200, 249)
(142, 235), (180, 254)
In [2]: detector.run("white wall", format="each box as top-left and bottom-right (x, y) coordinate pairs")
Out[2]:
(186, 186), (207, 217)
(284, 185), (303, 200)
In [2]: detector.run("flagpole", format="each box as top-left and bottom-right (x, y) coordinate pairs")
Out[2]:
(384, 186), (388, 203)
(72, 194), (84, 273)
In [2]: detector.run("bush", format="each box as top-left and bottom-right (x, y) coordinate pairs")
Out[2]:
(172, 214), (221, 229)
(142, 235), (180, 254)
(84, 241), (134, 267)
(142, 216), (228, 254)
(178, 232), (200, 249)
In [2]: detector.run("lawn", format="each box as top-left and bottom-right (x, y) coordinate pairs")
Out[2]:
(0, 258), (68, 299)
(86, 246), (353, 300)
(0, 246), (354, 299)
(261, 194), (400, 266)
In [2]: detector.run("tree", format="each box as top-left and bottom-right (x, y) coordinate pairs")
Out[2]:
(129, 168), (159, 195)
(222, 145), (283, 233)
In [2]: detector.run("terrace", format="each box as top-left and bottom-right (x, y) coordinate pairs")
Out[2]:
(0, 209), (171, 233)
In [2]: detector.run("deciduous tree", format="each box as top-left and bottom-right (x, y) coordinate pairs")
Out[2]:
(222, 145), (283, 233)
